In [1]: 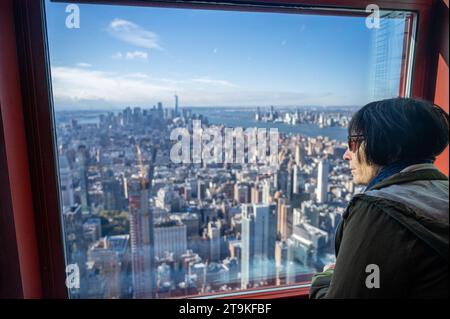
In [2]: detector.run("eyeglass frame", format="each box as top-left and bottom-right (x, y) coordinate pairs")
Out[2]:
(347, 134), (365, 152)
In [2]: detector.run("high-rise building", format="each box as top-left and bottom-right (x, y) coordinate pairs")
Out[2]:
(316, 159), (329, 203)
(286, 162), (294, 201)
(154, 219), (187, 260)
(128, 176), (155, 298)
(234, 183), (250, 204)
(295, 143), (304, 166)
(102, 170), (126, 211)
(207, 221), (221, 262)
(174, 94), (179, 117)
(241, 203), (277, 289)
(251, 184), (263, 204)
(59, 154), (74, 208)
(77, 145), (90, 213)
(278, 203), (293, 240)
(293, 164), (300, 195)
(262, 179), (271, 204)
(275, 240), (289, 286)
(197, 180), (206, 201)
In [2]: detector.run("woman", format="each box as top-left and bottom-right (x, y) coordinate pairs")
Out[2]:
(310, 97), (449, 298)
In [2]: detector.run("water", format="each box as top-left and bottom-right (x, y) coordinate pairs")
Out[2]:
(196, 109), (347, 142)
(56, 108), (348, 142)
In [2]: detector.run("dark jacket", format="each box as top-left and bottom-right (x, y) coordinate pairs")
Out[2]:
(310, 164), (449, 298)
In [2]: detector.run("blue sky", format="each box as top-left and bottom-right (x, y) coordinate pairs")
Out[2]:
(45, 1), (386, 109)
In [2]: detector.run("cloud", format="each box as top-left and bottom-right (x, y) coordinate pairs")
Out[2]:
(107, 18), (162, 50)
(51, 66), (173, 105)
(50, 66), (353, 109)
(76, 62), (92, 68)
(191, 77), (235, 87)
(124, 73), (150, 79)
(112, 51), (149, 60)
(125, 50), (148, 60)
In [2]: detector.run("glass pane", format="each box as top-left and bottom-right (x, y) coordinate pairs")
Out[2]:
(44, 1), (416, 298)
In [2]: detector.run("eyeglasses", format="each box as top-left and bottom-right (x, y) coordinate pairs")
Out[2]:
(347, 134), (364, 152)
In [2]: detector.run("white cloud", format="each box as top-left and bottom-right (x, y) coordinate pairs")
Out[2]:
(50, 66), (352, 109)
(124, 72), (150, 79)
(112, 51), (149, 60)
(107, 18), (161, 50)
(125, 50), (148, 60)
(76, 62), (92, 68)
(51, 66), (173, 105)
(191, 77), (235, 87)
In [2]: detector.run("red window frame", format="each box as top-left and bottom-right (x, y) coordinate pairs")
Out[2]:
(0, 0), (447, 299)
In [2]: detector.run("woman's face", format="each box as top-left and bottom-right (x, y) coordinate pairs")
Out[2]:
(343, 143), (381, 185)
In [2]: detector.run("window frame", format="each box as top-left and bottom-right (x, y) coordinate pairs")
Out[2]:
(1, 0), (445, 299)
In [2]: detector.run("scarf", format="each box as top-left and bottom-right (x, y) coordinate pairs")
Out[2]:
(364, 157), (435, 192)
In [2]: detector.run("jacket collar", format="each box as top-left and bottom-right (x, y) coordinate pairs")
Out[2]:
(367, 168), (448, 191)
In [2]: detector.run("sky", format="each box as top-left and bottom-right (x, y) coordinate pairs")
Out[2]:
(44, 1), (390, 110)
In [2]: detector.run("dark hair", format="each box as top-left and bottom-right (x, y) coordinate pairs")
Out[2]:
(348, 97), (449, 166)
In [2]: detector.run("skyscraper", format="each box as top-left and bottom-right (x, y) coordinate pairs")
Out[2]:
(316, 159), (329, 203)
(292, 164), (300, 195)
(77, 145), (90, 213)
(174, 94), (179, 117)
(59, 154), (74, 208)
(241, 203), (277, 289)
(295, 143), (304, 166)
(207, 221), (221, 262)
(153, 219), (187, 260)
(128, 177), (154, 298)
(128, 148), (157, 298)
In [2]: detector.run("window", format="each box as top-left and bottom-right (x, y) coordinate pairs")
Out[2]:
(43, 0), (416, 298)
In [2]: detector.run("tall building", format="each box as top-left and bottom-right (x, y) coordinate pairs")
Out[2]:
(59, 154), (74, 208)
(295, 143), (304, 166)
(286, 162), (294, 201)
(275, 240), (289, 286)
(174, 94), (179, 117)
(278, 202), (293, 240)
(251, 184), (263, 204)
(102, 170), (126, 211)
(154, 219), (187, 260)
(207, 221), (221, 262)
(241, 203), (277, 289)
(128, 176), (155, 298)
(77, 145), (90, 213)
(316, 159), (329, 203)
(262, 179), (271, 204)
(292, 164), (300, 195)
(234, 183), (250, 204)
(197, 180), (206, 201)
